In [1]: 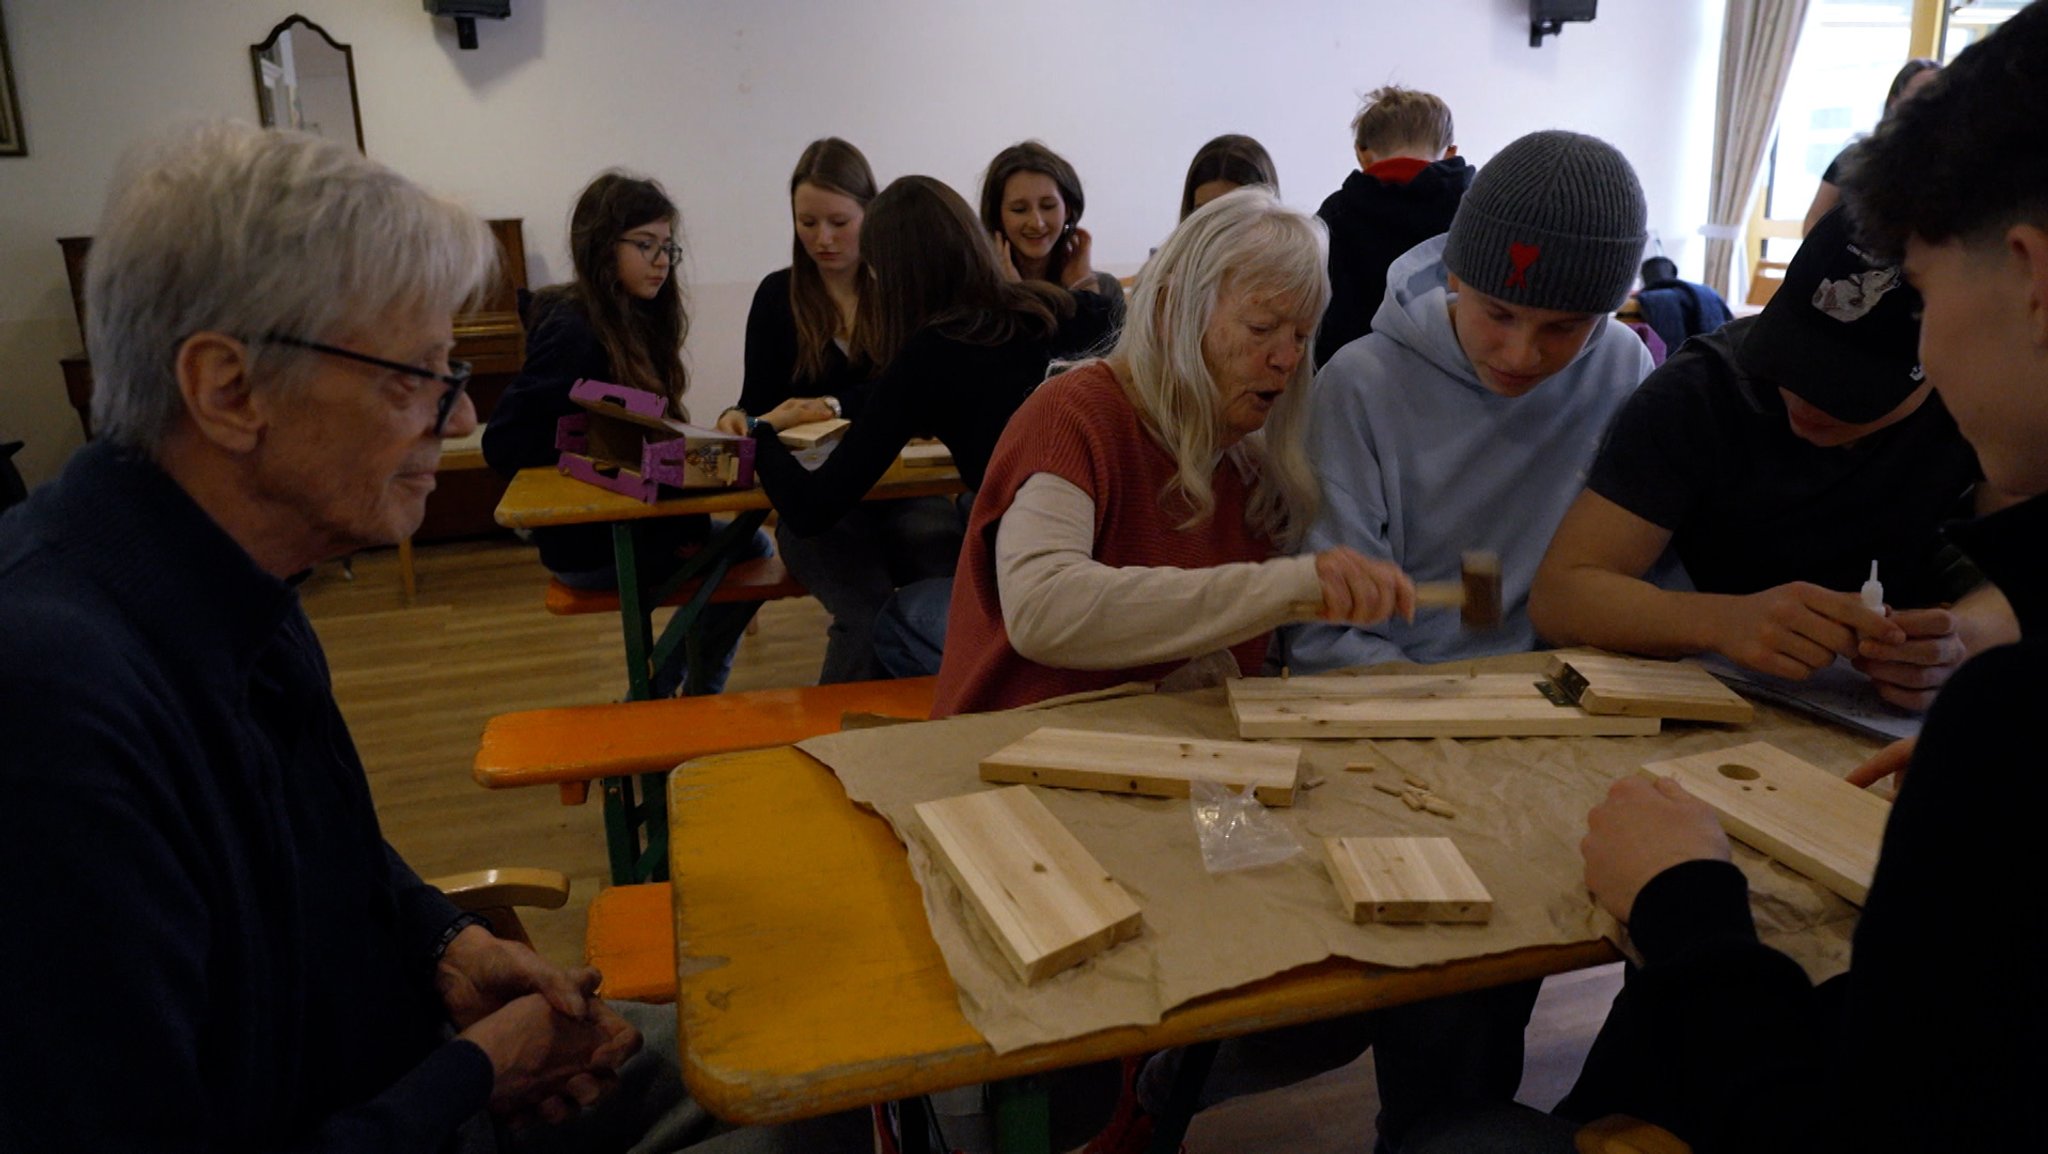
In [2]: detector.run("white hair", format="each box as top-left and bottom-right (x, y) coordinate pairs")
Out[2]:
(1114, 186), (1327, 546)
(87, 121), (497, 452)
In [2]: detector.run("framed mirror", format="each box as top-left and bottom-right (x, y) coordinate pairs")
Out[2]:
(251, 15), (365, 153)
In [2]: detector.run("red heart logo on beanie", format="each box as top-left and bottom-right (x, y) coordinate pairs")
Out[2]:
(1506, 242), (1541, 289)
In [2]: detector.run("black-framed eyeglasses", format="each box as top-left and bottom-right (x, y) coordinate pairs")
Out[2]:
(261, 334), (474, 436)
(619, 235), (682, 265)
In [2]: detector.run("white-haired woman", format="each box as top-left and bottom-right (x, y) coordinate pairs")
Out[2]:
(934, 187), (1413, 716)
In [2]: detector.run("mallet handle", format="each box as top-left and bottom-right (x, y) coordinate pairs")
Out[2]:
(1414, 581), (1465, 608)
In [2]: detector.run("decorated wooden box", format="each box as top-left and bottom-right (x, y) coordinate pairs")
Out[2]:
(554, 379), (755, 502)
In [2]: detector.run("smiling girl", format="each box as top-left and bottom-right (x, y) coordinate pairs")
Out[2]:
(977, 141), (1125, 311)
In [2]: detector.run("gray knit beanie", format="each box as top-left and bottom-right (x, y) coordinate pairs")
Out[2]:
(1443, 130), (1647, 314)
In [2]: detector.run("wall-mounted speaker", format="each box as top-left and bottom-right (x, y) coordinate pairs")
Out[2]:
(1531, 0), (1598, 47)
(423, 0), (511, 51)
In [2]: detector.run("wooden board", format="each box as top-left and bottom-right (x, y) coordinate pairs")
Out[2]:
(777, 418), (849, 450)
(1227, 674), (1662, 739)
(899, 439), (953, 468)
(1641, 741), (1889, 904)
(914, 786), (1143, 984)
(1548, 650), (1753, 723)
(1323, 837), (1493, 923)
(979, 728), (1305, 806)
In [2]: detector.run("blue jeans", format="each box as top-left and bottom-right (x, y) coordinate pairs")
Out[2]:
(775, 497), (963, 684)
(551, 521), (774, 696)
(873, 576), (954, 679)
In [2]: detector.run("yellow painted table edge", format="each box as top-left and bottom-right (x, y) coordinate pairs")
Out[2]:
(666, 745), (1617, 1126)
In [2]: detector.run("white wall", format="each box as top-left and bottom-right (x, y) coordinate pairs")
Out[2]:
(0, 0), (1721, 488)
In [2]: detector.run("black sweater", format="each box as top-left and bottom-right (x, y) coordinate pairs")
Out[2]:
(484, 291), (708, 573)
(1314, 157), (1473, 369)
(754, 293), (1116, 537)
(1558, 491), (2048, 1151)
(0, 442), (491, 1152)
(738, 267), (869, 419)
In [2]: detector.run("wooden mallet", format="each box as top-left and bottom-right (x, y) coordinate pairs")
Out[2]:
(1416, 551), (1504, 629)
(1291, 550), (1503, 628)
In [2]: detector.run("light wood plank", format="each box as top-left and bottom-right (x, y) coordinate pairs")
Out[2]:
(914, 786), (1144, 984)
(899, 439), (954, 468)
(1642, 741), (1889, 904)
(1323, 837), (1492, 924)
(980, 727), (1305, 806)
(776, 418), (850, 449)
(1547, 650), (1754, 723)
(1227, 674), (1662, 739)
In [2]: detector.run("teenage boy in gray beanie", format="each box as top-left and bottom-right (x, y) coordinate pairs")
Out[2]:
(1408, 9), (2048, 1148)
(1531, 205), (2016, 712)
(1285, 128), (1656, 672)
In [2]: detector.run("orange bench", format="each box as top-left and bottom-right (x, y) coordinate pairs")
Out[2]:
(475, 676), (937, 804)
(477, 678), (938, 993)
(584, 881), (678, 1002)
(542, 553), (809, 616)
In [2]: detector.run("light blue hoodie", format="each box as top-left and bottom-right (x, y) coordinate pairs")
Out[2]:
(1284, 235), (1653, 671)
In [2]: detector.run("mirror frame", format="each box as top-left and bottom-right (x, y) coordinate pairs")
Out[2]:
(250, 15), (365, 153)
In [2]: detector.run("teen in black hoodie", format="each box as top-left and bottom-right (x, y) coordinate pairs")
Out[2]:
(1314, 86), (1473, 368)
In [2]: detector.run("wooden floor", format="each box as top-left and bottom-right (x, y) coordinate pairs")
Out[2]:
(303, 535), (1621, 1154)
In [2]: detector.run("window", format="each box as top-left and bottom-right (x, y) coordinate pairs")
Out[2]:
(1747, 0), (2027, 282)
(1756, 0), (1916, 263)
(1943, 0), (2026, 56)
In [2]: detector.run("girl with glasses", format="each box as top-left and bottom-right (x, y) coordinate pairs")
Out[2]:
(484, 170), (765, 692)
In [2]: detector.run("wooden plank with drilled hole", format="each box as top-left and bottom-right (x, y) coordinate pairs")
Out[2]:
(1323, 837), (1493, 923)
(1641, 741), (1888, 904)
(979, 728), (1305, 805)
(1227, 674), (1662, 739)
(914, 786), (1143, 984)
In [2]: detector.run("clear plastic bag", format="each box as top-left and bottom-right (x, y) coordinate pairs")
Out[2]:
(1189, 779), (1303, 873)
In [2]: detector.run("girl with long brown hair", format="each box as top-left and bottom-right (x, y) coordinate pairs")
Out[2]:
(720, 140), (968, 683)
(978, 140), (1125, 308)
(484, 170), (764, 691)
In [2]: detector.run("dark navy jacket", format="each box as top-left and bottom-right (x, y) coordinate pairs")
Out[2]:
(0, 441), (492, 1152)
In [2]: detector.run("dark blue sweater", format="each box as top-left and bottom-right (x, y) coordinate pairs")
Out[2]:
(0, 442), (492, 1152)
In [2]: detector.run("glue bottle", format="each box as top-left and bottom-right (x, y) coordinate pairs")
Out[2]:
(1861, 560), (1885, 615)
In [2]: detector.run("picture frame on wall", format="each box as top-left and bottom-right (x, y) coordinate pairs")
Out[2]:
(0, 3), (23, 157)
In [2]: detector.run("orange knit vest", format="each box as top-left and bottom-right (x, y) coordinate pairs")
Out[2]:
(933, 361), (1279, 716)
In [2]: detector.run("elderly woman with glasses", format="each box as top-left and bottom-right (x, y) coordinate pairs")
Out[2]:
(933, 187), (1414, 716)
(484, 169), (767, 692)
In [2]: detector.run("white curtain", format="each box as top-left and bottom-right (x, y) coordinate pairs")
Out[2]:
(1705, 0), (1813, 298)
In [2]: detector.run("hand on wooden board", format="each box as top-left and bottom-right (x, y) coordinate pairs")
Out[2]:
(1851, 607), (1965, 711)
(756, 396), (835, 433)
(1709, 581), (1904, 681)
(1582, 775), (1731, 924)
(1845, 735), (1916, 795)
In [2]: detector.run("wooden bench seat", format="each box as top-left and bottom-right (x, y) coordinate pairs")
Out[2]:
(543, 553), (809, 616)
(474, 676), (937, 804)
(585, 881), (677, 1002)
